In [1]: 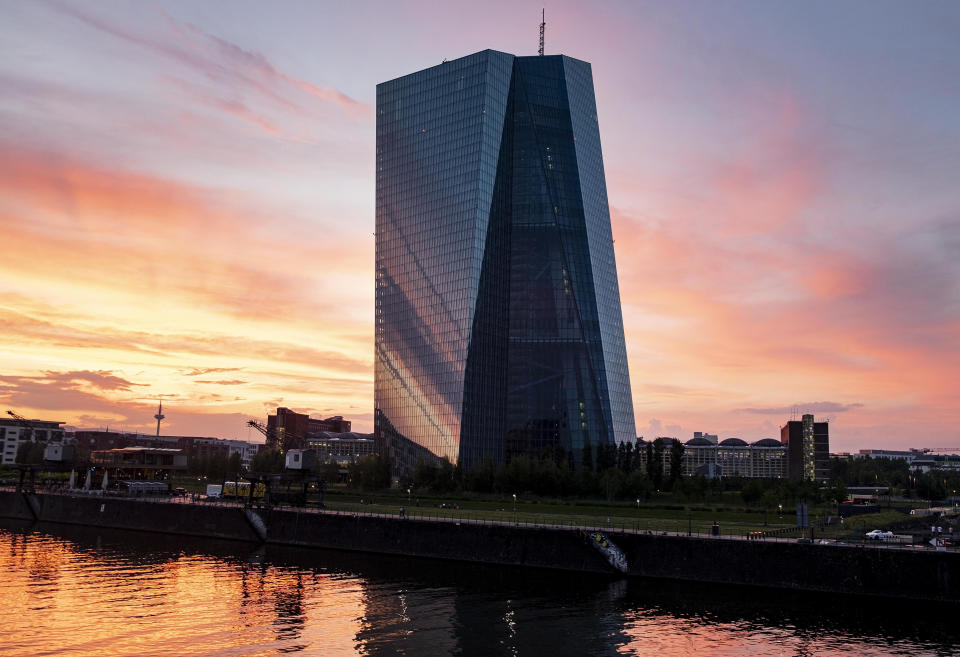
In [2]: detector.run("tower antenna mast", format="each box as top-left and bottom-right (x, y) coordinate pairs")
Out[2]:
(154, 400), (165, 437)
(538, 9), (545, 56)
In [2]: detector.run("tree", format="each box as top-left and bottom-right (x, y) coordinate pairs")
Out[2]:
(596, 443), (616, 471)
(650, 439), (665, 490)
(16, 441), (45, 465)
(741, 479), (765, 506)
(599, 467), (627, 501)
(413, 459), (439, 491)
(227, 452), (243, 475)
(761, 490), (780, 521)
(251, 448), (284, 473)
(622, 442), (635, 474)
(628, 469), (653, 500)
(349, 454), (392, 490)
(582, 442), (594, 473)
(464, 459), (495, 493)
(829, 481), (848, 507)
(668, 439), (685, 486)
(645, 442), (654, 481)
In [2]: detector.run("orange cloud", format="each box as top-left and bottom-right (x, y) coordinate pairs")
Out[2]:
(0, 143), (374, 437)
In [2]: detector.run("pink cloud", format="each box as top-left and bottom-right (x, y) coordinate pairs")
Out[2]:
(47, 0), (370, 120)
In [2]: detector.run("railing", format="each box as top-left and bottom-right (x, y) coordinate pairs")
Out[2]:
(1, 484), (954, 552)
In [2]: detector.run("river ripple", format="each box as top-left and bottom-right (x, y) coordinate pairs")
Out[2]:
(1, 520), (956, 657)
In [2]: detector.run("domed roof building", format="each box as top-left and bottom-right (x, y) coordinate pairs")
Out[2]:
(719, 438), (748, 447)
(678, 434), (786, 479)
(752, 438), (782, 447)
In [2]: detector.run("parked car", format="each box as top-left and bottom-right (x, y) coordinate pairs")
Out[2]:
(865, 529), (894, 541)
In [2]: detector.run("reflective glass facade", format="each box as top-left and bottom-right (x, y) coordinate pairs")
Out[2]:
(376, 50), (636, 473)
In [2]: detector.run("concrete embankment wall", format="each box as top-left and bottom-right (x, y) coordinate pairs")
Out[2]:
(0, 491), (260, 543)
(615, 533), (956, 601)
(2, 491), (957, 601)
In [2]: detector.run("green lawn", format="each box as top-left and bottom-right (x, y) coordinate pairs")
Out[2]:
(318, 489), (810, 536)
(138, 475), (858, 537)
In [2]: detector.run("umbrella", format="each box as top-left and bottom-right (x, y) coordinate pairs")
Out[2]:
(84, 469), (92, 490)
(68, 470), (75, 489)
(101, 470), (109, 491)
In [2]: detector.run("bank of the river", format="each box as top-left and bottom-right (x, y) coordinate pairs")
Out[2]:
(2, 489), (957, 602)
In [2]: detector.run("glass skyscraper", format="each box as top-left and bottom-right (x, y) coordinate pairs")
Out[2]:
(376, 49), (636, 473)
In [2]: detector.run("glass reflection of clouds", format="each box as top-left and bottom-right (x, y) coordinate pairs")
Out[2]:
(375, 50), (637, 474)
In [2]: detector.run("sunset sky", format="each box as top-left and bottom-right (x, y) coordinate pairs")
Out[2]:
(2, 1), (958, 450)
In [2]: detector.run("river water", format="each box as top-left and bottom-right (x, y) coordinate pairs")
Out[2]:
(2, 519), (956, 657)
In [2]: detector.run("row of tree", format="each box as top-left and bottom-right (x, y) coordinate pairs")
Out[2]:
(345, 449), (954, 507)
(350, 438), (689, 500)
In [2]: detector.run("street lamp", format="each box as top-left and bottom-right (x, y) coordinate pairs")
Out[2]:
(778, 503), (783, 519)
(512, 493), (517, 524)
(407, 487), (411, 502)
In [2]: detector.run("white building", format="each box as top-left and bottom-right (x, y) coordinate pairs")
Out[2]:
(0, 419), (65, 465)
(222, 440), (261, 468)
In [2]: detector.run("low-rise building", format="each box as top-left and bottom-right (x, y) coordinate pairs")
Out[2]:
(0, 418), (65, 465)
(681, 436), (786, 479)
(91, 447), (188, 477)
(73, 430), (260, 466)
(305, 432), (377, 465)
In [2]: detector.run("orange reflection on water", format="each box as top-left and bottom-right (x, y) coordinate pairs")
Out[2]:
(1, 532), (367, 657)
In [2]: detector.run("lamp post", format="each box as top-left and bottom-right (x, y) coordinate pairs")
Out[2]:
(636, 498), (640, 532)
(407, 487), (411, 503)
(778, 503), (783, 520)
(512, 493), (517, 525)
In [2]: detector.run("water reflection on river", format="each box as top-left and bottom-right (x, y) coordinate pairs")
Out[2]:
(1, 519), (956, 656)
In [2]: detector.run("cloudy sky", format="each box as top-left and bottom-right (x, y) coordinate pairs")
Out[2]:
(2, 0), (958, 450)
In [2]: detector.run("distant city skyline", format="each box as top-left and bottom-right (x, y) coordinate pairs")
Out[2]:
(1, 1), (957, 451)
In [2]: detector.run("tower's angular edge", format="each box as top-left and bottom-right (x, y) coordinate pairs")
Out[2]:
(376, 50), (636, 475)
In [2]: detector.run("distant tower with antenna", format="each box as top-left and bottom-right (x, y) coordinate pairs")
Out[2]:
(154, 400), (165, 436)
(538, 8), (545, 56)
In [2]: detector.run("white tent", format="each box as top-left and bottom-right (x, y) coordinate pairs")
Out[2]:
(101, 470), (109, 491)
(84, 469), (92, 490)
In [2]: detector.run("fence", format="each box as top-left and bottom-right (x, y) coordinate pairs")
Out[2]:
(2, 483), (951, 552)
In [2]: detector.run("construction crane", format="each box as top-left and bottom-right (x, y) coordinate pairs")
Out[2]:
(247, 419), (307, 452)
(247, 420), (279, 450)
(6, 410), (35, 442)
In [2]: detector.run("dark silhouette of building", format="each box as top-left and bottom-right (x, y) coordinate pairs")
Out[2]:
(73, 430), (258, 466)
(266, 408), (353, 451)
(375, 50), (636, 475)
(780, 414), (829, 482)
